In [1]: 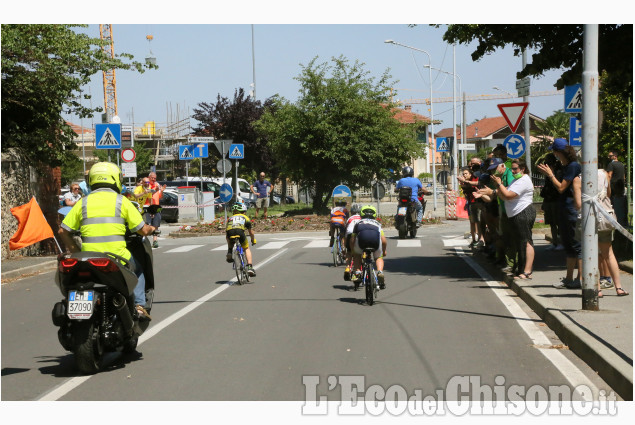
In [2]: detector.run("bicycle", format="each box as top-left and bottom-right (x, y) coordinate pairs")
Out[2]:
(331, 226), (346, 267)
(230, 236), (254, 285)
(361, 249), (380, 305)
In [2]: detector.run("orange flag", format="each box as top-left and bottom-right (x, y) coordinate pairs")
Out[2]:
(9, 197), (55, 250)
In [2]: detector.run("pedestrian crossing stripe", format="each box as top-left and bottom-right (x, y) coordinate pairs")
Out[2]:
(97, 128), (119, 147)
(173, 239), (431, 253)
(163, 245), (204, 253)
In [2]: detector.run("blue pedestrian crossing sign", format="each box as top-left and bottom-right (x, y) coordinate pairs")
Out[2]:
(564, 84), (582, 113)
(95, 123), (121, 149)
(179, 144), (209, 160)
(219, 183), (233, 203)
(228, 143), (244, 159)
(332, 185), (352, 198)
(436, 137), (450, 152)
(503, 134), (526, 159)
(569, 117), (582, 146)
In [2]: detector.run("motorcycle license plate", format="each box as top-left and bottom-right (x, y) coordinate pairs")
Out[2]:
(67, 290), (95, 319)
(397, 207), (407, 216)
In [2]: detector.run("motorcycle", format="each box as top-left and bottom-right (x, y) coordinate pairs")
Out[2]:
(51, 230), (157, 374)
(394, 187), (424, 239)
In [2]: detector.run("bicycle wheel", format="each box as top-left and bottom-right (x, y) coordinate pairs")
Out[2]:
(242, 252), (250, 283)
(233, 248), (243, 285)
(365, 262), (375, 306)
(332, 229), (339, 267)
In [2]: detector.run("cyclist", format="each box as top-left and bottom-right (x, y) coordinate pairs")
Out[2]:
(329, 199), (349, 249)
(343, 203), (362, 281)
(351, 205), (388, 289)
(225, 201), (257, 277)
(395, 166), (427, 227)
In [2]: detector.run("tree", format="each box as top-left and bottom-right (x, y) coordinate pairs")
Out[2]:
(1, 24), (155, 168)
(530, 110), (570, 167)
(254, 56), (424, 212)
(192, 88), (277, 180)
(95, 142), (154, 177)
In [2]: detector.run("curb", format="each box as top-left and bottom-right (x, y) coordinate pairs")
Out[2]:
(474, 252), (633, 400)
(1, 260), (57, 281)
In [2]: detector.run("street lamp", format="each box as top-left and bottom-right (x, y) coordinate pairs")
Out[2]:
(493, 86), (516, 97)
(385, 39), (437, 211)
(424, 65), (464, 186)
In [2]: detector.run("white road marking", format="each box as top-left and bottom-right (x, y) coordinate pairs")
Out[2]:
(395, 239), (421, 248)
(456, 247), (599, 401)
(255, 241), (290, 250)
(36, 248), (289, 401)
(442, 239), (469, 247)
(163, 245), (204, 253)
(211, 245), (228, 251)
(304, 240), (330, 248)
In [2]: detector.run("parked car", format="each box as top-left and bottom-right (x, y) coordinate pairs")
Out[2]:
(271, 192), (295, 205)
(159, 190), (179, 223)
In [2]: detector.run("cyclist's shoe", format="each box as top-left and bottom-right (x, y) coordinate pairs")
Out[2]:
(152, 241), (159, 248)
(226, 253), (233, 263)
(353, 270), (362, 284)
(377, 271), (385, 289)
(344, 266), (351, 281)
(135, 305), (152, 322)
(247, 265), (256, 277)
(416, 221), (422, 228)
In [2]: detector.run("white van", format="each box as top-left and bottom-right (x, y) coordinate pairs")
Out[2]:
(212, 177), (257, 207)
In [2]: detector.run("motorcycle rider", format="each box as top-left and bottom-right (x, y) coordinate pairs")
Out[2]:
(58, 162), (158, 321)
(395, 166), (428, 227)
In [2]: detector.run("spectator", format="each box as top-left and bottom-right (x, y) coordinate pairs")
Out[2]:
(251, 172), (272, 219)
(147, 172), (166, 248)
(458, 167), (484, 248)
(491, 159), (536, 279)
(539, 153), (564, 250)
(475, 159), (498, 260)
(64, 183), (82, 207)
(573, 169), (628, 297)
(537, 138), (582, 289)
(606, 151), (628, 227)
(490, 151), (517, 272)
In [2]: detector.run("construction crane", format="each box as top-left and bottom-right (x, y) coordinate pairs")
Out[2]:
(99, 24), (118, 122)
(397, 89), (563, 105)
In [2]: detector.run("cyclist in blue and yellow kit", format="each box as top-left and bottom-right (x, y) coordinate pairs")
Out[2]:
(225, 202), (257, 276)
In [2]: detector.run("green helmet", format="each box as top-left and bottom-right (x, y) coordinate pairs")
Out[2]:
(232, 202), (247, 213)
(360, 205), (377, 219)
(89, 162), (123, 193)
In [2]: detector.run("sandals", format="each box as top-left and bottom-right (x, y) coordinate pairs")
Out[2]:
(616, 288), (629, 297)
(514, 272), (533, 280)
(598, 290), (603, 298)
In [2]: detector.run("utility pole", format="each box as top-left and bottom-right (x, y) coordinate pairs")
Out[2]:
(581, 24), (600, 311)
(451, 44), (458, 192)
(522, 50), (531, 175)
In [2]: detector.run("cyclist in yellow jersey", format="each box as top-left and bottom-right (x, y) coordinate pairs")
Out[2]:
(225, 202), (257, 276)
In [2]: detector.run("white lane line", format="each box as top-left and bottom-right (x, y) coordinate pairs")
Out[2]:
(443, 239), (469, 247)
(211, 245), (228, 251)
(163, 245), (204, 253)
(456, 247), (599, 401)
(256, 241), (290, 250)
(36, 248), (289, 401)
(304, 240), (330, 248)
(395, 240), (421, 248)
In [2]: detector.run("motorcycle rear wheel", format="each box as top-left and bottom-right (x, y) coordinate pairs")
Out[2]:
(72, 321), (103, 374)
(397, 224), (407, 239)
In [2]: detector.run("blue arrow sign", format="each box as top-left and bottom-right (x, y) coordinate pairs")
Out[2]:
(95, 123), (121, 149)
(569, 117), (582, 146)
(436, 137), (450, 152)
(503, 134), (526, 159)
(228, 143), (244, 159)
(564, 84), (582, 113)
(332, 185), (351, 198)
(219, 183), (233, 203)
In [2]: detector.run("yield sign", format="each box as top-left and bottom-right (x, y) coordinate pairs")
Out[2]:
(497, 102), (529, 133)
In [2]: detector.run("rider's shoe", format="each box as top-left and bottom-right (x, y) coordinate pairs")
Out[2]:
(247, 264), (256, 277)
(416, 222), (422, 228)
(135, 305), (152, 322)
(353, 270), (362, 284)
(152, 241), (159, 248)
(377, 271), (385, 289)
(344, 266), (351, 281)
(226, 253), (233, 263)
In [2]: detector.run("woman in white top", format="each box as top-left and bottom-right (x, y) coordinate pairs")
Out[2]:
(490, 159), (536, 279)
(63, 183), (82, 206)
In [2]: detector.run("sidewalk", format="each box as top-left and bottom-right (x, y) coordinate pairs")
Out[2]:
(470, 233), (633, 400)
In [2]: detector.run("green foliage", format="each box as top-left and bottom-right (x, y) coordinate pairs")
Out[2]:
(1, 24), (156, 167)
(95, 142), (155, 177)
(530, 110), (570, 167)
(60, 155), (83, 186)
(255, 56), (423, 211)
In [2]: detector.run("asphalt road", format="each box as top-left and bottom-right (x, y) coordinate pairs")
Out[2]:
(1, 221), (617, 410)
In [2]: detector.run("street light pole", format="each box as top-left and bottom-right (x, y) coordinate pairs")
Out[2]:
(385, 39), (437, 211)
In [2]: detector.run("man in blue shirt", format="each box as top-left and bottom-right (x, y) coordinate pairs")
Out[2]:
(250, 172), (272, 219)
(395, 166), (426, 227)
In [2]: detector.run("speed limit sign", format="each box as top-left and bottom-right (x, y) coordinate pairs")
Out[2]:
(121, 148), (136, 162)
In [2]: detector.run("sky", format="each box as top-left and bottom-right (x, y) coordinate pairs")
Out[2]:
(63, 23), (569, 133)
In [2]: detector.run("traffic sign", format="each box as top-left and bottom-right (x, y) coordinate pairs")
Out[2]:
(458, 143), (476, 151)
(189, 136), (215, 143)
(503, 134), (526, 159)
(497, 102), (529, 133)
(121, 148), (136, 162)
(121, 162), (137, 178)
(436, 137), (450, 152)
(569, 117), (582, 146)
(121, 125), (134, 148)
(332, 185), (352, 198)
(95, 123), (121, 149)
(213, 139), (232, 156)
(228, 143), (244, 159)
(216, 159), (232, 173)
(219, 183), (233, 203)
(178, 144), (208, 160)
(564, 84), (582, 113)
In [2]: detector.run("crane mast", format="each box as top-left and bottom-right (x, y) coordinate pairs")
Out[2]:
(99, 24), (118, 122)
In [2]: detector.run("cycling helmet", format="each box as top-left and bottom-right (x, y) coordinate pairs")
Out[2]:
(360, 205), (377, 219)
(350, 203), (362, 215)
(402, 166), (414, 177)
(89, 162), (123, 193)
(232, 202), (247, 213)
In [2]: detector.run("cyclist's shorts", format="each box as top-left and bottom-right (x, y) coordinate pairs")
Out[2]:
(226, 228), (248, 249)
(353, 231), (382, 258)
(330, 222), (346, 232)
